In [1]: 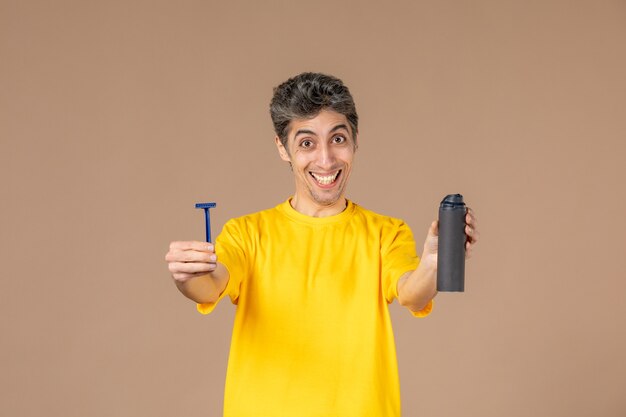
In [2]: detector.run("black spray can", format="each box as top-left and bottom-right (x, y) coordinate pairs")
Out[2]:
(437, 194), (467, 292)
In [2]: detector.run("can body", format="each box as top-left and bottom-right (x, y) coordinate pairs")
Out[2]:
(437, 194), (466, 292)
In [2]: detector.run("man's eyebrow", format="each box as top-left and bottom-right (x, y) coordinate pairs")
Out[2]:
(293, 124), (350, 139)
(329, 124), (350, 134)
(294, 129), (316, 138)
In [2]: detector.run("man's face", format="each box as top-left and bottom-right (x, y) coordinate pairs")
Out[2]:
(275, 109), (356, 215)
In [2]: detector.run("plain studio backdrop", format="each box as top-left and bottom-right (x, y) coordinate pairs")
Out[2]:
(1, 1), (625, 416)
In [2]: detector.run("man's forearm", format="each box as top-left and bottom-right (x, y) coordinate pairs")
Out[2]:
(397, 261), (437, 312)
(175, 263), (230, 304)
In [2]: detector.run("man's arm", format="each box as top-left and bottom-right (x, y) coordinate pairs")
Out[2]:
(165, 241), (230, 304)
(397, 209), (479, 313)
(397, 262), (437, 313)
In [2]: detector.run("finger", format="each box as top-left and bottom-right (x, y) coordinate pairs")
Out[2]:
(168, 261), (217, 274)
(166, 249), (216, 263)
(172, 271), (198, 282)
(465, 224), (476, 241)
(169, 241), (215, 252)
(464, 226), (478, 245)
(465, 241), (473, 259)
(172, 271), (214, 283)
(465, 208), (477, 226)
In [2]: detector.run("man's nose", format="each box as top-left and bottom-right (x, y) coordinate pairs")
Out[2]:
(318, 144), (336, 168)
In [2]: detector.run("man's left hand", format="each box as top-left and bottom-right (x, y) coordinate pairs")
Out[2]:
(464, 207), (479, 259)
(420, 207), (480, 267)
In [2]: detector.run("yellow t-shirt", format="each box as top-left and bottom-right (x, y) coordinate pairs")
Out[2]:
(198, 199), (433, 417)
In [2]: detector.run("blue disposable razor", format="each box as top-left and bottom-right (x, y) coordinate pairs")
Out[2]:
(195, 202), (216, 243)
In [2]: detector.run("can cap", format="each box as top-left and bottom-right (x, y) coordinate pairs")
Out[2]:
(440, 194), (466, 209)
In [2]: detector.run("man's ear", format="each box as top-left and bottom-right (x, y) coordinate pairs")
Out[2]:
(275, 136), (291, 162)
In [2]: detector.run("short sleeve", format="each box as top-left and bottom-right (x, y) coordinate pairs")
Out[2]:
(409, 299), (433, 318)
(196, 218), (248, 314)
(381, 219), (420, 304)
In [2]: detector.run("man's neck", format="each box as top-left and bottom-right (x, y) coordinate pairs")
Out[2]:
(289, 195), (348, 218)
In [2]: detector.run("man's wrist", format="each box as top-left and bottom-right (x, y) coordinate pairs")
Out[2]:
(418, 254), (437, 274)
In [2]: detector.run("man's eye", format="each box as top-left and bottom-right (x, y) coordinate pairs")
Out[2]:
(333, 136), (346, 144)
(301, 140), (313, 148)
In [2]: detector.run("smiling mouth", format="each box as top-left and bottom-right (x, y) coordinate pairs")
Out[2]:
(310, 170), (341, 186)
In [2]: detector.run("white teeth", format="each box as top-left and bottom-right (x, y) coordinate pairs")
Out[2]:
(311, 171), (339, 185)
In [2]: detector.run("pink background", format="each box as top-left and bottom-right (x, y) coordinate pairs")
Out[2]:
(2, 1), (625, 416)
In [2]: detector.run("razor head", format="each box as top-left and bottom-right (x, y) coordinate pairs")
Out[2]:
(195, 203), (216, 209)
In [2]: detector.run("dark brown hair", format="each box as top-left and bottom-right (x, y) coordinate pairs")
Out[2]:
(270, 72), (359, 148)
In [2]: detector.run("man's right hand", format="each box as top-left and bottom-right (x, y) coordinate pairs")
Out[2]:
(165, 241), (218, 283)
(165, 241), (229, 304)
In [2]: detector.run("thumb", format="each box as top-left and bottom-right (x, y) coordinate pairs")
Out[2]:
(423, 220), (439, 256)
(428, 220), (439, 237)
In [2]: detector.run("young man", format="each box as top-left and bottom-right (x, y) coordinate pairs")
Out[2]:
(165, 72), (478, 417)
